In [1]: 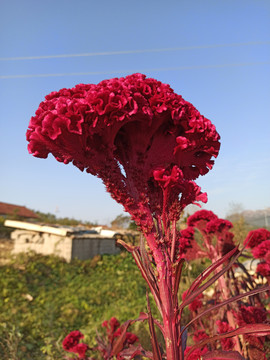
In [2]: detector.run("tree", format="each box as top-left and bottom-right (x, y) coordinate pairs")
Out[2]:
(111, 214), (131, 229)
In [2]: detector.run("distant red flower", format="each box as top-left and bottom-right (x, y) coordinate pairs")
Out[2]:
(216, 320), (235, 350)
(176, 227), (194, 258)
(244, 228), (270, 249)
(102, 317), (138, 347)
(27, 73), (220, 234)
(257, 261), (270, 277)
(62, 331), (88, 359)
(235, 305), (267, 326)
(109, 317), (120, 329)
(193, 329), (209, 342)
(234, 305), (268, 351)
(102, 316), (121, 342)
(187, 209), (218, 228)
(252, 240), (270, 260)
(206, 218), (233, 234)
(113, 328), (139, 345)
(184, 346), (208, 360)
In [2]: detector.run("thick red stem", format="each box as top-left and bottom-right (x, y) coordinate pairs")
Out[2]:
(158, 250), (181, 360)
(170, 220), (177, 263)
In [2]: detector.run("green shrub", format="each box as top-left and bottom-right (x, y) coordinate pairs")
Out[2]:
(0, 252), (152, 359)
(0, 251), (206, 359)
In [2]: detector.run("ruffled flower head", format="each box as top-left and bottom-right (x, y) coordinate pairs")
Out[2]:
(27, 73), (220, 233)
(185, 210), (236, 259)
(244, 228), (270, 249)
(252, 240), (270, 260)
(187, 209), (218, 228)
(62, 330), (88, 359)
(206, 218), (233, 234)
(176, 226), (194, 258)
(216, 320), (235, 350)
(235, 305), (267, 326)
(257, 261), (270, 277)
(234, 305), (268, 351)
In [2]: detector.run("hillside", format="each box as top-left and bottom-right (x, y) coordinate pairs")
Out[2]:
(228, 207), (270, 228)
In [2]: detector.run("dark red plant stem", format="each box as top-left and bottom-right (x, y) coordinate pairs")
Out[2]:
(158, 250), (181, 360)
(170, 220), (177, 263)
(162, 188), (169, 239)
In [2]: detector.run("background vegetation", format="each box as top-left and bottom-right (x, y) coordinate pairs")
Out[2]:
(0, 249), (208, 360)
(0, 209), (268, 360)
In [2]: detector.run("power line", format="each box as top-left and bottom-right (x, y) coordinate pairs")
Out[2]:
(0, 41), (269, 61)
(1, 61), (269, 79)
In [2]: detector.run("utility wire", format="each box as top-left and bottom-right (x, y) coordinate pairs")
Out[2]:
(1, 61), (269, 79)
(0, 41), (269, 61)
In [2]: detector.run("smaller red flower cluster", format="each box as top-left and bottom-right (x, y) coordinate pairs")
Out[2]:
(244, 228), (270, 277)
(187, 209), (217, 228)
(234, 305), (268, 351)
(193, 329), (209, 343)
(101, 317), (138, 347)
(235, 305), (267, 326)
(185, 210), (235, 261)
(184, 345), (208, 360)
(175, 227), (195, 260)
(97, 317), (139, 359)
(63, 319), (139, 360)
(244, 228), (270, 249)
(216, 320), (235, 350)
(206, 218), (232, 234)
(62, 330), (88, 359)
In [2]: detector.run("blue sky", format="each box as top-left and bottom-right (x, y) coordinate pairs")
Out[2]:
(0, 0), (269, 225)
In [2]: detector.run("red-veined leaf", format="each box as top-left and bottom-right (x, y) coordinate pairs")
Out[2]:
(185, 246), (239, 299)
(181, 285), (270, 335)
(111, 320), (132, 356)
(180, 246), (244, 310)
(173, 258), (185, 307)
(119, 344), (153, 359)
(185, 324), (270, 358)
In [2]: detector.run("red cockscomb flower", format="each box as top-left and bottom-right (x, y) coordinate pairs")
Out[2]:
(257, 261), (270, 277)
(176, 226), (194, 258)
(62, 330), (88, 359)
(113, 327), (139, 345)
(234, 305), (268, 351)
(27, 74), (220, 234)
(216, 320), (235, 350)
(252, 240), (270, 260)
(102, 316), (120, 342)
(244, 228), (270, 249)
(235, 305), (267, 326)
(206, 218), (233, 234)
(193, 329), (209, 343)
(187, 209), (218, 228)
